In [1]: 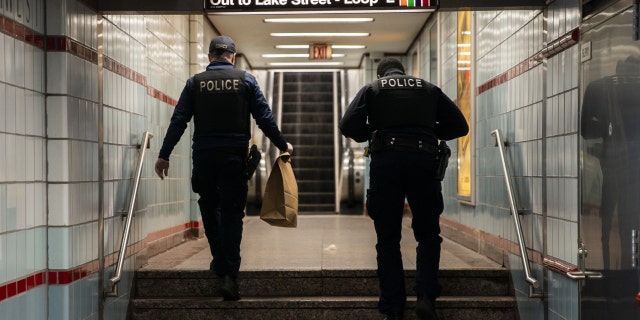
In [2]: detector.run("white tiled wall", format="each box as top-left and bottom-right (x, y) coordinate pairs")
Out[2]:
(434, 1), (581, 319)
(1, 0), (592, 319)
(0, 0), (205, 318)
(0, 0), (48, 318)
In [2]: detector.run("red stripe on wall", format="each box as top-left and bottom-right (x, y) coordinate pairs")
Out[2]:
(0, 15), (45, 49)
(0, 18), (176, 107)
(0, 220), (201, 302)
(0, 272), (47, 302)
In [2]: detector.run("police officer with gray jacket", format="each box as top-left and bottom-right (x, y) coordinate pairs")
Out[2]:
(340, 58), (468, 320)
(155, 35), (292, 301)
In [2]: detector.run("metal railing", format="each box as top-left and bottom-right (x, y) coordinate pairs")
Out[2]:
(491, 129), (543, 298)
(104, 131), (153, 297)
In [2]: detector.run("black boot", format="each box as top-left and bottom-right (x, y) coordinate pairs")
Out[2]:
(382, 311), (404, 320)
(416, 295), (439, 320)
(219, 275), (240, 301)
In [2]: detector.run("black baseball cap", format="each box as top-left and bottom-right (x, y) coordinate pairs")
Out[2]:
(209, 35), (236, 53)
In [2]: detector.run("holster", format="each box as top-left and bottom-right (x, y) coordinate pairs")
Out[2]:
(246, 144), (261, 179)
(434, 141), (451, 181)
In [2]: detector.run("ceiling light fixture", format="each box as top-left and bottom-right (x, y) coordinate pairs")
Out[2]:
(268, 62), (344, 66)
(275, 44), (366, 49)
(332, 45), (366, 49)
(271, 32), (370, 37)
(262, 53), (346, 58)
(264, 18), (374, 23)
(275, 45), (309, 49)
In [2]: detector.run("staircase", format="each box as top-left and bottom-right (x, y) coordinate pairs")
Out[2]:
(279, 72), (336, 214)
(130, 268), (517, 319)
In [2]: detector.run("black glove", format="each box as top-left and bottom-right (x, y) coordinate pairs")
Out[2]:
(246, 144), (261, 179)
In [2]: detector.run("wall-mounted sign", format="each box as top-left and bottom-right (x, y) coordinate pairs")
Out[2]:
(581, 41), (592, 63)
(204, 0), (437, 12)
(309, 44), (332, 60)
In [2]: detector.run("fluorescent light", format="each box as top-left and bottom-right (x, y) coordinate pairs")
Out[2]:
(276, 45), (310, 49)
(263, 54), (310, 58)
(268, 62), (344, 66)
(271, 33), (370, 37)
(332, 45), (366, 49)
(264, 18), (374, 23)
(276, 44), (366, 49)
(262, 53), (346, 58)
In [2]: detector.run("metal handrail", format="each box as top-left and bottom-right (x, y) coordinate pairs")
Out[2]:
(491, 129), (542, 298)
(104, 131), (153, 297)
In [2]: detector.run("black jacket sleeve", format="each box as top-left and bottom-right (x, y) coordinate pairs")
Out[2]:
(158, 79), (195, 160)
(339, 85), (373, 143)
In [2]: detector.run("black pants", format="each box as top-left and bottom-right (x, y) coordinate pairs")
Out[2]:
(192, 147), (248, 279)
(367, 149), (443, 314)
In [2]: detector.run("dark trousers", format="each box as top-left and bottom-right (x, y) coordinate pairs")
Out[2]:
(367, 149), (444, 314)
(192, 147), (248, 279)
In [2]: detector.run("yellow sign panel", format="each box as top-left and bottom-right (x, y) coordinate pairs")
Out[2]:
(457, 11), (472, 200)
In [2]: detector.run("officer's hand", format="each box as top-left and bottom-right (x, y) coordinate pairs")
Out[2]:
(285, 143), (294, 154)
(155, 158), (170, 180)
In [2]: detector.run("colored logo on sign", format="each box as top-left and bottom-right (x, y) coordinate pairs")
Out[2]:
(398, 0), (430, 6)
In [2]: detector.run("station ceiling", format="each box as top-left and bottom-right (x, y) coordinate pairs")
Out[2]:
(207, 12), (433, 69)
(96, 0), (546, 69)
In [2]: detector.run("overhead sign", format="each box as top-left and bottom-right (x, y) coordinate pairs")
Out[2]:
(310, 44), (332, 60)
(204, 0), (437, 12)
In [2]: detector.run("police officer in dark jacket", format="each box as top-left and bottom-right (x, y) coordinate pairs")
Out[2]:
(339, 58), (468, 320)
(155, 35), (293, 301)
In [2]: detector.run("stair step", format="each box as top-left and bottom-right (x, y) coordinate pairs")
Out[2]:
(282, 91), (333, 102)
(283, 82), (334, 91)
(298, 180), (334, 192)
(131, 296), (517, 320)
(134, 269), (511, 298)
(293, 171), (333, 179)
(284, 134), (334, 145)
(283, 72), (334, 82)
(282, 113), (333, 123)
(289, 147), (334, 157)
(282, 123), (334, 134)
(290, 156), (334, 168)
(282, 102), (333, 112)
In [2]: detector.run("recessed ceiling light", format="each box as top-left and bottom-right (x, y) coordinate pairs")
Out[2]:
(262, 53), (346, 58)
(264, 18), (374, 23)
(275, 44), (366, 49)
(268, 62), (344, 66)
(271, 33), (370, 37)
(332, 45), (366, 49)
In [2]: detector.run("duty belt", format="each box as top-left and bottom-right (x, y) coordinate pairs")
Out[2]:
(370, 136), (437, 154)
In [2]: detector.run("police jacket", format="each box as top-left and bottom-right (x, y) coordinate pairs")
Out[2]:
(159, 60), (288, 160)
(339, 69), (469, 146)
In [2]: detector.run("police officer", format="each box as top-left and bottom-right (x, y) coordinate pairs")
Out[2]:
(339, 58), (468, 320)
(155, 35), (293, 301)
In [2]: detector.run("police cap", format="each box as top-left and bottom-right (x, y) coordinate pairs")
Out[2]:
(209, 35), (236, 53)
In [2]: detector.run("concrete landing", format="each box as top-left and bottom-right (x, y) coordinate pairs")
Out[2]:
(141, 215), (501, 272)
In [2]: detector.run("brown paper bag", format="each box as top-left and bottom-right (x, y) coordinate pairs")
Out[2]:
(260, 152), (298, 227)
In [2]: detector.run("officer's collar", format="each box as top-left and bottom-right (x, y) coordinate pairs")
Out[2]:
(207, 59), (234, 69)
(382, 69), (406, 77)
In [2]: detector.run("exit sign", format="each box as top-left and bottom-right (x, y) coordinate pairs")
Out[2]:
(310, 44), (332, 60)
